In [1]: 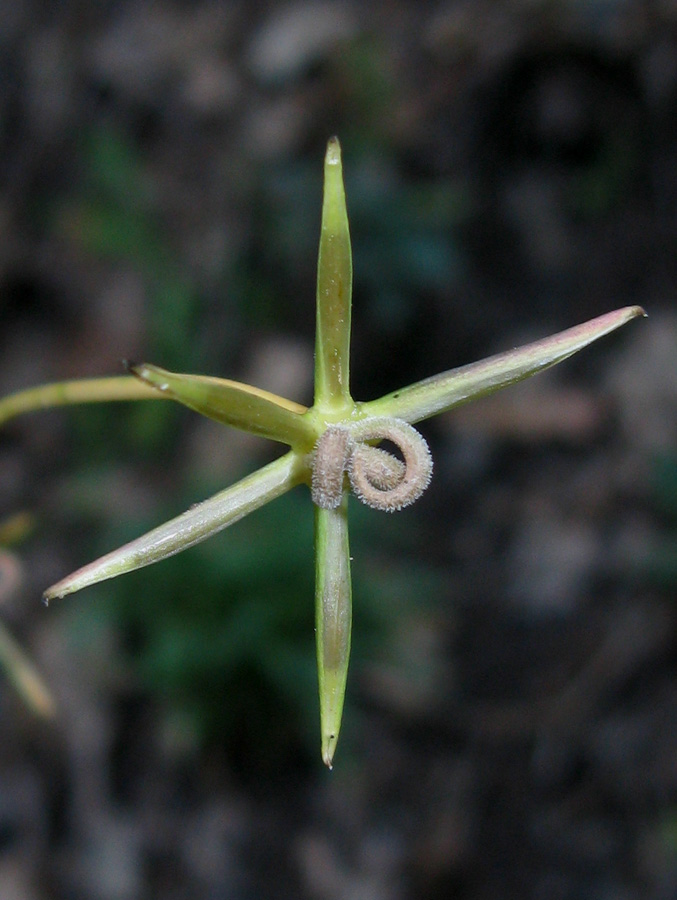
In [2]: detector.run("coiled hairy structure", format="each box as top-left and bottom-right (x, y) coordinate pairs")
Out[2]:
(311, 417), (433, 512)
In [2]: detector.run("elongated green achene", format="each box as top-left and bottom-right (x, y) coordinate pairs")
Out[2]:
(0, 138), (645, 765)
(46, 452), (304, 600)
(131, 363), (313, 446)
(314, 499), (352, 767)
(314, 137), (353, 411)
(362, 306), (644, 423)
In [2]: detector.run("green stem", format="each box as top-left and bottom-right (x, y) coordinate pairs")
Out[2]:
(0, 376), (164, 428)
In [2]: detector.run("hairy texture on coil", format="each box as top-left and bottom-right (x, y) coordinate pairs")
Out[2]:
(352, 446), (405, 491)
(347, 418), (433, 511)
(311, 417), (432, 512)
(311, 426), (351, 509)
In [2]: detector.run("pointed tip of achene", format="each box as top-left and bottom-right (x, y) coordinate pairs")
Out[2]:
(128, 363), (170, 393)
(615, 305), (648, 327)
(43, 580), (69, 603)
(126, 361), (150, 381)
(322, 734), (337, 769)
(325, 136), (341, 166)
(321, 705), (341, 769)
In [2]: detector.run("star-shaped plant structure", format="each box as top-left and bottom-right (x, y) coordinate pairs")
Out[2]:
(0, 138), (645, 766)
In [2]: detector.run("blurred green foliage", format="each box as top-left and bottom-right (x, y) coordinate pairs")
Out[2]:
(57, 126), (198, 370)
(49, 125), (205, 453)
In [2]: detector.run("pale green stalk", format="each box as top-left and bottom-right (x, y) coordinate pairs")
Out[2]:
(0, 376), (162, 426)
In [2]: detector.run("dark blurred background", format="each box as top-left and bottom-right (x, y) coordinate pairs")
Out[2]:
(0, 1), (676, 898)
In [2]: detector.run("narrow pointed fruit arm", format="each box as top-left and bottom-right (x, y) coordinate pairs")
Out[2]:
(130, 363), (313, 447)
(0, 376), (163, 427)
(314, 136), (353, 411)
(314, 497), (352, 769)
(362, 306), (647, 424)
(313, 138), (354, 767)
(43, 451), (304, 601)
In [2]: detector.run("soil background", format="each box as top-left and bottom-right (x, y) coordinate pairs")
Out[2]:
(0, 2), (676, 899)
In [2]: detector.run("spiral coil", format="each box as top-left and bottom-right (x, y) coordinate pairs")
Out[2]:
(311, 417), (433, 512)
